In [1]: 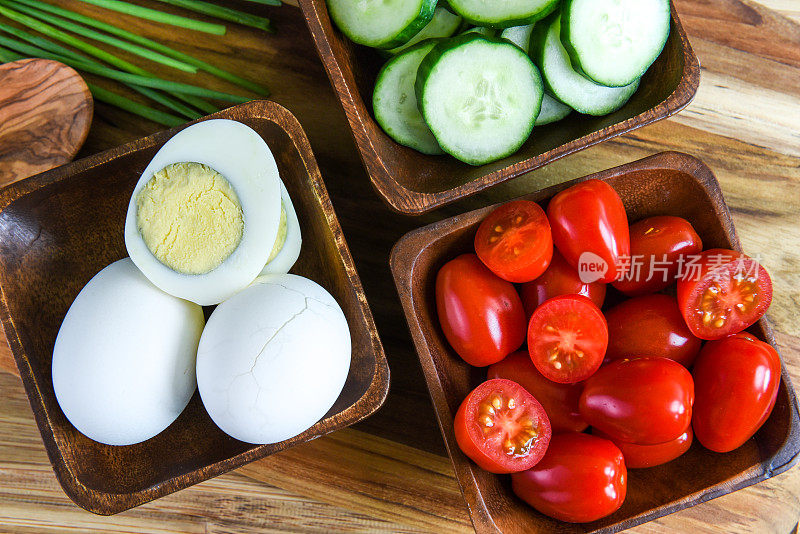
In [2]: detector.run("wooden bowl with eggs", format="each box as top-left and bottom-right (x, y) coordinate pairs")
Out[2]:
(0, 100), (389, 514)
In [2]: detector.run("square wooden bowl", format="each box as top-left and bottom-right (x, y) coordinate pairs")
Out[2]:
(299, 0), (700, 215)
(390, 152), (800, 533)
(0, 100), (389, 515)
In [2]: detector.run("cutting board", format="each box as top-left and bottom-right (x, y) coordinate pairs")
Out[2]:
(0, 0), (798, 532)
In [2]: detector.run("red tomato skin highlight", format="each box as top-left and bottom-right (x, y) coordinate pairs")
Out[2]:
(519, 249), (606, 319)
(593, 427), (693, 468)
(511, 433), (627, 523)
(692, 335), (781, 453)
(612, 216), (702, 296)
(475, 200), (553, 283)
(604, 294), (702, 368)
(454, 379), (552, 474)
(676, 249), (772, 340)
(488, 351), (588, 433)
(436, 254), (527, 366)
(580, 357), (694, 445)
(546, 179), (630, 283)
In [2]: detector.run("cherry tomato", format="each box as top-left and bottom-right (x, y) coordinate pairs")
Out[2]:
(519, 249), (606, 318)
(546, 179), (630, 284)
(692, 335), (781, 453)
(580, 357), (694, 445)
(454, 379), (552, 474)
(488, 351), (587, 433)
(677, 249), (772, 340)
(474, 200), (553, 283)
(527, 295), (607, 384)
(612, 216), (702, 296)
(511, 432), (626, 523)
(436, 254), (526, 366)
(593, 427), (693, 469)
(605, 294), (702, 368)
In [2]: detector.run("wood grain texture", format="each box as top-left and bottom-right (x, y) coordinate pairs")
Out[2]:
(0, 59), (92, 186)
(0, 0), (798, 532)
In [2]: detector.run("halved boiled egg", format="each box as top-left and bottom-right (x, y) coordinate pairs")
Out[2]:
(124, 119), (282, 305)
(260, 180), (302, 276)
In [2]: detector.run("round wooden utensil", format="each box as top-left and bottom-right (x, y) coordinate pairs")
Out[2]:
(0, 58), (93, 187)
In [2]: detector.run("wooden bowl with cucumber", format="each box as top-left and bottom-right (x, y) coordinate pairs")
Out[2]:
(299, 0), (700, 214)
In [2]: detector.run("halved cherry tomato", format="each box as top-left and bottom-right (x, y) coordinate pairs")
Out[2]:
(527, 294), (607, 384)
(436, 254), (526, 366)
(612, 216), (702, 296)
(511, 433), (626, 523)
(519, 249), (606, 319)
(692, 335), (781, 453)
(475, 200), (553, 283)
(546, 179), (630, 283)
(605, 294), (702, 368)
(677, 249), (772, 340)
(593, 427), (693, 469)
(454, 379), (552, 474)
(488, 351), (587, 433)
(580, 357), (694, 445)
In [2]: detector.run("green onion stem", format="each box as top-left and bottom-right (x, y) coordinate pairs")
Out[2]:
(152, 0), (273, 33)
(77, 0), (226, 35)
(242, 0), (281, 6)
(0, 44), (23, 61)
(88, 82), (184, 127)
(3, 0), (269, 95)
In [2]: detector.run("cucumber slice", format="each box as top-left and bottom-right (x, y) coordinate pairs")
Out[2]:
(447, 0), (560, 28)
(562, 0), (670, 87)
(460, 26), (497, 38)
(386, 7), (462, 55)
(373, 41), (444, 155)
(416, 34), (543, 165)
(530, 15), (639, 116)
(500, 24), (534, 52)
(327, 0), (437, 49)
(536, 93), (571, 125)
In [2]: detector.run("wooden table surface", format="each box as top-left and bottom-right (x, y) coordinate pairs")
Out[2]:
(0, 0), (798, 532)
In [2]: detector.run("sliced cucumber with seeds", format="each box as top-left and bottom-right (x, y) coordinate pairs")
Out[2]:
(416, 34), (543, 165)
(327, 0), (437, 49)
(500, 24), (534, 52)
(373, 40), (444, 155)
(460, 25), (497, 38)
(447, 0), (560, 28)
(561, 0), (670, 87)
(386, 7), (462, 55)
(530, 14), (639, 116)
(536, 93), (571, 125)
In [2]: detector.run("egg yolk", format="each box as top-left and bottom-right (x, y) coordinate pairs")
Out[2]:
(136, 162), (244, 275)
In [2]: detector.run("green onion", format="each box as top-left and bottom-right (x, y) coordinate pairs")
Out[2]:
(77, 0), (226, 35)
(4, 0), (268, 95)
(88, 82), (184, 127)
(0, 44), (23, 61)
(242, 0), (282, 5)
(1, 0), (197, 73)
(152, 0), (273, 33)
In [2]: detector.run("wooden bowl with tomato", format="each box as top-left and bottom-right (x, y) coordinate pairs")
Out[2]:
(390, 151), (800, 533)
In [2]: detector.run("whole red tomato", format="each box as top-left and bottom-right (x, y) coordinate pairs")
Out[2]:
(612, 216), (702, 296)
(436, 254), (526, 366)
(580, 357), (694, 445)
(692, 335), (781, 452)
(605, 294), (702, 368)
(488, 351), (587, 433)
(546, 179), (630, 283)
(519, 249), (606, 318)
(593, 428), (693, 469)
(454, 379), (552, 474)
(511, 433), (626, 523)
(677, 249), (772, 340)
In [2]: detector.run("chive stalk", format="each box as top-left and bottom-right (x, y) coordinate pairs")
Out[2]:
(152, 0), (273, 33)
(242, 0), (282, 5)
(77, 0), (226, 35)
(0, 44), (23, 61)
(88, 82), (184, 127)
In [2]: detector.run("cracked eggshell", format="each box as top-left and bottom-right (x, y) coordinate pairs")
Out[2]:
(52, 258), (204, 446)
(259, 180), (302, 276)
(196, 274), (351, 444)
(125, 119), (282, 305)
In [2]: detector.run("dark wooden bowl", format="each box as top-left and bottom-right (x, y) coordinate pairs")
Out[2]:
(0, 100), (389, 515)
(390, 152), (800, 533)
(299, 0), (700, 215)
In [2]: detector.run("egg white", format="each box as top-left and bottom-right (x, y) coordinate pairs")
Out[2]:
(260, 180), (302, 276)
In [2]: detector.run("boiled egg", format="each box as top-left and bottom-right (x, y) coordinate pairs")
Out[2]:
(260, 180), (302, 276)
(52, 258), (204, 446)
(124, 119), (282, 305)
(196, 274), (351, 444)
